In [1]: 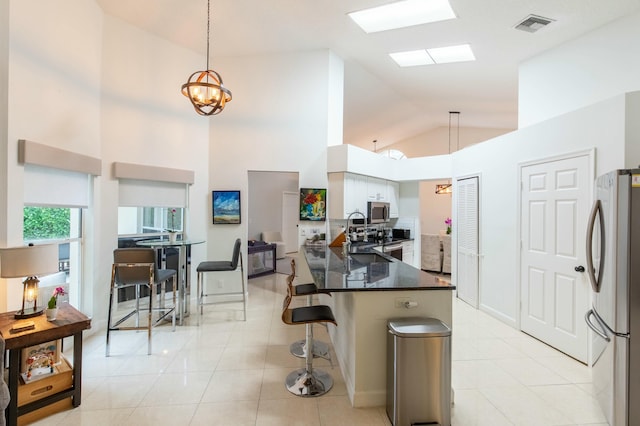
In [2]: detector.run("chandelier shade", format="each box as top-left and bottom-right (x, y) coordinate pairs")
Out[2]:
(181, 0), (231, 116)
(181, 70), (232, 116)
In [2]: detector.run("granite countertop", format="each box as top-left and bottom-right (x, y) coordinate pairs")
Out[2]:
(301, 245), (455, 292)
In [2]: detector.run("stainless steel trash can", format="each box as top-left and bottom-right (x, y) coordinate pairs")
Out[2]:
(386, 317), (452, 426)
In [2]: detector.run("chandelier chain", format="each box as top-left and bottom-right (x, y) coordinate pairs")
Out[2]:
(206, 0), (210, 71)
(181, 0), (231, 115)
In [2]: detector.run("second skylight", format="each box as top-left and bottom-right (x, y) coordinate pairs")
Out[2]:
(390, 44), (475, 67)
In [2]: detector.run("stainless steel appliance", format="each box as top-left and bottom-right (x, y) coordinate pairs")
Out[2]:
(382, 242), (402, 261)
(392, 228), (410, 239)
(367, 201), (389, 224)
(585, 169), (640, 426)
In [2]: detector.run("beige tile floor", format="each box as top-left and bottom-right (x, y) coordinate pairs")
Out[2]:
(34, 270), (607, 426)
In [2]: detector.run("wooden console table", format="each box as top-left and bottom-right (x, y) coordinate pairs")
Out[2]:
(0, 303), (91, 426)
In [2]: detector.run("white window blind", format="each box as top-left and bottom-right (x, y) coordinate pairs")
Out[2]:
(19, 139), (101, 208)
(118, 179), (188, 208)
(113, 162), (193, 208)
(24, 164), (91, 208)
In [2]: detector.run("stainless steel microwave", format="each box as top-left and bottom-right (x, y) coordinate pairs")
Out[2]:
(367, 201), (390, 224)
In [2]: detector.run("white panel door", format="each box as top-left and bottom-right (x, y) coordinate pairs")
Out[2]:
(520, 154), (590, 362)
(282, 191), (299, 253)
(457, 176), (479, 307)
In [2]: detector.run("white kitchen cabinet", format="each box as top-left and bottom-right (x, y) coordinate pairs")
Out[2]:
(328, 172), (367, 219)
(367, 177), (387, 201)
(346, 173), (367, 215)
(402, 240), (414, 267)
(388, 181), (399, 218)
(329, 173), (401, 219)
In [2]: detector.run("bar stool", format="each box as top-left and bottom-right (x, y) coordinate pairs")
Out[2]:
(196, 238), (246, 324)
(288, 259), (332, 361)
(106, 248), (177, 356)
(282, 273), (337, 397)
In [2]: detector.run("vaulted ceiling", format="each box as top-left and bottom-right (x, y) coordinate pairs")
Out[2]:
(97, 0), (640, 151)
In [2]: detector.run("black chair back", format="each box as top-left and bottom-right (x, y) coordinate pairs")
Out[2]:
(230, 238), (242, 269)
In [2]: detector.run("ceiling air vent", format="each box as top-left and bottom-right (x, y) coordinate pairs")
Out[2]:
(514, 15), (554, 33)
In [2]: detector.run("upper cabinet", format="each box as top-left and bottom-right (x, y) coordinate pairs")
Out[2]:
(387, 180), (399, 218)
(328, 172), (400, 220)
(367, 177), (387, 201)
(328, 172), (366, 218)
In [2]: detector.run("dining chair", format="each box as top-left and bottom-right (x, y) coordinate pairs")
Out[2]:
(106, 248), (177, 356)
(261, 231), (286, 259)
(421, 234), (443, 272)
(441, 234), (452, 274)
(196, 238), (246, 324)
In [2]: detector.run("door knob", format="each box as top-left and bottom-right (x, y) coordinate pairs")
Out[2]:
(575, 265), (585, 272)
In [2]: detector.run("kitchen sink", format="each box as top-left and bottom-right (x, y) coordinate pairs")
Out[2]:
(349, 253), (391, 264)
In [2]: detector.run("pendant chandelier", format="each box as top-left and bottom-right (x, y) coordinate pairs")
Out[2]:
(435, 111), (459, 194)
(181, 0), (232, 116)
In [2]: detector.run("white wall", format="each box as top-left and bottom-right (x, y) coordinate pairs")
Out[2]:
(4, 0), (103, 313)
(390, 125), (513, 158)
(247, 171), (298, 241)
(519, 11), (640, 128)
(2, 1), (212, 327)
(419, 180), (452, 235)
(454, 93), (636, 324)
(205, 50), (341, 285)
(0, 0), (10, 267)
(97, 14), (210, 325)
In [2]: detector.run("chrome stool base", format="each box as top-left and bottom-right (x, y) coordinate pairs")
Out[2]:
(289, 339), (331, 360)
(285, 368), (333, 397)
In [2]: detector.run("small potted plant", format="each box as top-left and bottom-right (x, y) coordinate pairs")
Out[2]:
(46, 286), (66, 321)
(167, 208), (178, 243)
(445, 217), (452, 235)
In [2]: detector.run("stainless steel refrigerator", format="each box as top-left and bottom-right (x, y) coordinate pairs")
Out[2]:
(585, 168), (640, 426)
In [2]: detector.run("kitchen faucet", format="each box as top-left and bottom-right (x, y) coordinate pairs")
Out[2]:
(346, 211), (368, 243)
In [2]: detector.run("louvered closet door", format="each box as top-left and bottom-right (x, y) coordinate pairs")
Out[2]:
(457, 176), (479, 307)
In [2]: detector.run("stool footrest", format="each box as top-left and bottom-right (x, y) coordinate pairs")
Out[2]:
(289, 339), (331, 360)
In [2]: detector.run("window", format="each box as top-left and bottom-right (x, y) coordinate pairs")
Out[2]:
(23, 206), (83, 308)
(118, 207), (184, 235)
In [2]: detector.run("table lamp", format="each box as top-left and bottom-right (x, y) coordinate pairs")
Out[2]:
(0, 243), (59, 319)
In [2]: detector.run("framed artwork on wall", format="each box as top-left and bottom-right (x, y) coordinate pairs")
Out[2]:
(299, 188), (326, 221)
(212, 190), (241, 224)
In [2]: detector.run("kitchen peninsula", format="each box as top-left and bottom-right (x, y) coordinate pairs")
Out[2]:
(297, 245), (455, 407)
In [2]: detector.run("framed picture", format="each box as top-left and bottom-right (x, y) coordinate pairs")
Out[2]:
(300, 188), (326, 221)
(20, 339), (61, 383)
(212, 190), (241, 224)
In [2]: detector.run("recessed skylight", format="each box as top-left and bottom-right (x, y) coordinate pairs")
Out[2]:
(389, 50), (435, 67)
(348, 0), (456, 33)
(390, 44), (475, 67)
(428, 44), (475, 64)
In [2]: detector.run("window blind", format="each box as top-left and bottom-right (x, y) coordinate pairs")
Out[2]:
(24, 164), (91, 208)
(118, 179), (188, 208)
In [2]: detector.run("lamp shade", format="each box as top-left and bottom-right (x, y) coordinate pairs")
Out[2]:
(0, 244), (59, 278)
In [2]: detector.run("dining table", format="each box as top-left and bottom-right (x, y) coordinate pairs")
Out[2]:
(136, 238), (205, 324)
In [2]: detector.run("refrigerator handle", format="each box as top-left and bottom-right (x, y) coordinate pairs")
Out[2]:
(585, 309), (611, 342)
(585, 200), (605, 293)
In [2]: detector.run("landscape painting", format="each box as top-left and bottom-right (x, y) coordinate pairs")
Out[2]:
(212, 190), (241, 224)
